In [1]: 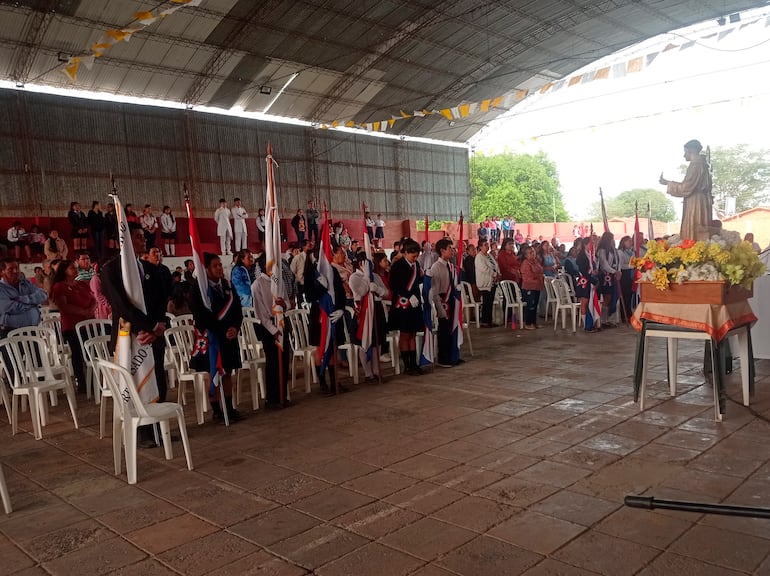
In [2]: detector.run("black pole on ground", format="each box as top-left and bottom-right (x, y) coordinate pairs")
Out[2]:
(625, 495), (770, 519)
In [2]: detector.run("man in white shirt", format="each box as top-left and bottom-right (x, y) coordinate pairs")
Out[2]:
(429, 239), (463, 367)
(214, 198), (233, 256)
(231, 197), (248, 252)
(290, 240), (315, 303)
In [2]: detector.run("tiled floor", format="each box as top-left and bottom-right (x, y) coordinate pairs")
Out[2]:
(2, 323), (770, 575)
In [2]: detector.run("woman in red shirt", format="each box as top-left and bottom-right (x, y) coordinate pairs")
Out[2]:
(497, 238), (521, 284)
(520, 246), (545, 330)
(51, 259), (96, 393)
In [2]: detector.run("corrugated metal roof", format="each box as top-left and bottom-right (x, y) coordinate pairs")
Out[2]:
(0, 0), (762, 142)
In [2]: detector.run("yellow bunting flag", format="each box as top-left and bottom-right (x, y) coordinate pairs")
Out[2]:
(105, 29), (128, 42)
(458, 103), (470, 118)
(568, 75), (582, 86)
(515, 89), (528, 101)
(490, 96), (503, 108)
(134, 11), (157, 25)
(627, 57), (643, 73)
(63, 58), (80, 82)
(439, 109), (453, 120)
(662, 43), (679, 52)
(345, 120), (355, 127)
(539, 83), (553, 94)
(479, 99), (491, 112)
(373, 121), (381, 131)
(399, 110), (411, 118)
(91, 42), (112, 56)
(388, 118), (396, 128)
(595, 66), (610, 79)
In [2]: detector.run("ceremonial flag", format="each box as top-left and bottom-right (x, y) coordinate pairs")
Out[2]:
(419, 267), (434, 367)
(647, 201), (654, 242)
(585, 224), (602, 331)
(264, 144), (284, 349)
(317, 206), (336, 373)
(599, 188), (610, 233)
(450, 213), (464, 363)
(111, 189), (159, 404)
(356, 203), (375, 356)
(632, 202), (642, 307)
(185, 189), (224, 396)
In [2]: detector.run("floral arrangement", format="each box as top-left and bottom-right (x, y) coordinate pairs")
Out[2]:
(631, 231), (766, 291)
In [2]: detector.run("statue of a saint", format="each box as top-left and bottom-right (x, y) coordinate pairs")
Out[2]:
(659, 139), (713, 241)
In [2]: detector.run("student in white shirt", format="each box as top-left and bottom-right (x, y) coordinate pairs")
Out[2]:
(231, 197), (248, 252)
(214, 198), (233, 256)
(160, 206), (177, 256)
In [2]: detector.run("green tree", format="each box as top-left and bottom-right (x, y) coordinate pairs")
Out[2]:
(470, 151), (568, 223)
(587, 188), (676, 222)
(708, 144), (770, 213)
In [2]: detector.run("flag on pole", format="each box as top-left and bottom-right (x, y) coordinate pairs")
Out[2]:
(450, 213), (464, 363)
(111, 189), (159, 405)
(264, 144), (284, 349)
(585, 224), (602, 331)
(599, 188), (610, 233)
(647, 201), (653, 239)
(632, 202), (642, 307)
(419, 268), (434, 367)
(317, 205), (336, 373)
(356, 203), (375, 356)
(185, 189), (224, 396)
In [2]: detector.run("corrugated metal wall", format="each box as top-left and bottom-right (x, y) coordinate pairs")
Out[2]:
(0, 90), (470, 220)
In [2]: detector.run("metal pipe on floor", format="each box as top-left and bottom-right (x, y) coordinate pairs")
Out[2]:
(625, 495), (770, 519)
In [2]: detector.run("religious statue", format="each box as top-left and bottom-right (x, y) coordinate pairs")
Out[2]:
(659, 139), (713, 241)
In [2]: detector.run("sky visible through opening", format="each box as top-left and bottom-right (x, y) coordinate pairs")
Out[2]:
(473, 6), (770, 221)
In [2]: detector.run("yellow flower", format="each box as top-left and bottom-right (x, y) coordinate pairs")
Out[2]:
(652, 267), (670, 290)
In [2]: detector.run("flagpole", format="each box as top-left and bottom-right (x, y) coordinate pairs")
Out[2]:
(363, 202), (383, 386)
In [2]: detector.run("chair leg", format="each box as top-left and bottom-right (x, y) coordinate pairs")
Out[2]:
(99, 396), (107, 439)
(28, 392), (42, 440)
(112, 409), (122, 476)
(465, 325), (473, 357)
(667, 338), (678, 397)
(0, 463), (12, 514)
(304, 354), (313, 393)
(125, 421), (138, 484)
(251, 371), (260, 411)
(176, 411), (194, 471)
(159, 420), (173, 460)
(257, 366), (266, 405)
(194, 379), (205, 425)
(11, 395), (19, 436)
(219, 384), (230, 427)
(63, 385), (79, 431)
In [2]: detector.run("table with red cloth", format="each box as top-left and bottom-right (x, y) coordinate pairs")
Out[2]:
(631, 300), (757, 419)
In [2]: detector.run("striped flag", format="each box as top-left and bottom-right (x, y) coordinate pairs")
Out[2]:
(317, 207), (336, 373)
(585, 224), (602, 331)
(185, 190), (224, 396)
(452, 213), (464, 356)
(356, 203), (375, 356)
(599, 188), (610, 233)
(647, 201), (654, 241)
(264, 144), (284, 349)
(111, 192), (159, 405)
(419, 267), (434, 367)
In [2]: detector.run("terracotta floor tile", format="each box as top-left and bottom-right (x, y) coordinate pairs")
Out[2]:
(334, 501), (423, 539)
(629, 443), (702, 463)
(302, 457), (379, 484)
(488, 510), (585, 554)
(342, 470), (419, 499)
(387, 454), (461, 480)
(553, 531), (660, 576)
(20, 518), (113, 563)
(0, 540), (37, 574)
(106, 558), (181, 576)
(669, 524), (770, 572)
(205, 550), (307, 575)
(608, 420), (670, 442)
(268, 525), (369, 570)
(462, 427), (524, 448)
(157, 531), (257, 576)
(438, 535), (543, 576)
(594, 506), (692, 549)
(659, 468), (744, 500)
(530, 490), (620, 527)
(514, 460), (592, 488)
(637, 552), (746, 576)
(97, 499), (185, 534)
(404, 565), (456, 576)
(520, 558), (604, 575)
(229, 507), (321, 546)
(195, 457), (294, 491)
(384, 482), (465, 515)
(688, 450), (763, 478)
(316, 542), (424, 576)
(255, 473), (333, 504)
(531, 425), (598, 446)
(549, 445), (621, 471)
(427, 440), (495, 463)
(475, 477), (560, 508)
(290, 486), (374, 521)
(0, 503), (88, 542)
(180, 485), (277, 527)
(654, 429), (721, 451)
(426, 464), (506, 494)
(578, 432), (646, 456)
(43, 537), (146, 576)
(431, 495), (518, 532)
(466, 449), (541, 475)
(380, 517), (476, 561)
(126, 513), (218, 554)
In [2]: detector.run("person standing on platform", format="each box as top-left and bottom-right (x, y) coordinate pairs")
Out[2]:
(214, 198), (233, 256)
(255, 208), (266, 244)
(68, 202), (89, 252)
(140, 205), (158, 249)
(87, 201), (105, 259)
(160, 206), (177, 256)
(375, 214), (386, 249)
(306, 200), (320, 244)
(660, 139), (713, 241)
(365, 212), (376, 243)
(231, 197), (248, 252)
(291, 209), (307, 245)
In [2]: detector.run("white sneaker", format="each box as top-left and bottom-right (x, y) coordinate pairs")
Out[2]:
(379, 354), (392, 363)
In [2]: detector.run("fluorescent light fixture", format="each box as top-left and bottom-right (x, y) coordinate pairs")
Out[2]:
(259, 85), (272, 95)
(263, 72), (298, 114)
(729, 13), (740, 23)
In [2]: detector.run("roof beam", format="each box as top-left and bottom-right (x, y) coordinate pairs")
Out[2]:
(9, 0), (58, 84)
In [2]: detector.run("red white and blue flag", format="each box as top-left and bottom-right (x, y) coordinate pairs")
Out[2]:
(585, 224), (602, 331)
(419, 263), (434, 367)
(185, 189), (224, 396)
(451, 213), (464, 360)
(265, 143), (284, 348)
(317, 207), (336, 373)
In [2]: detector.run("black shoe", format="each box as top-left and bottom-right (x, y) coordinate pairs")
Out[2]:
(320, 386), (335, 397)
(437, 362), (453, 368)
(138, 437), (157, 449)
(227, 408), (243, 422)
(453, 359), (466, 365)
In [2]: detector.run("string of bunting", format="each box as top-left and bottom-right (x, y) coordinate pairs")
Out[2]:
(318, 13), (769, 134)
(61, 0), (203, 83)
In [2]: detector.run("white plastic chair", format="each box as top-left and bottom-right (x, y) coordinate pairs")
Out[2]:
(542, 278), (558, 321)
(169, 313), (194, 327)
(285, 309), (318, 393)
(460, 281), (481, 328)
(0, 462), (11, 514)
(95, 359), (193, 485)
(3, 335), (79, 440)
(242, 306), (256, 319)
(164, 325), (218, 425)
(83, 335), (114, 439)
(552, 278), (580, 332)
(498, 281), (524, 329)
(76, 319), (112, 401)
(8, 326), (74, 406)
(0, 355), (14, 424)
(339, 307), (361, 385)
(236, 317), (267, 410)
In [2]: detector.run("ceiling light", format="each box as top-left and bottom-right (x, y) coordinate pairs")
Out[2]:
(259, 86), (272, 95)
(57, 52), (70, 63)
(729, 13), (740, 23)
(15, 82), (24, 88)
